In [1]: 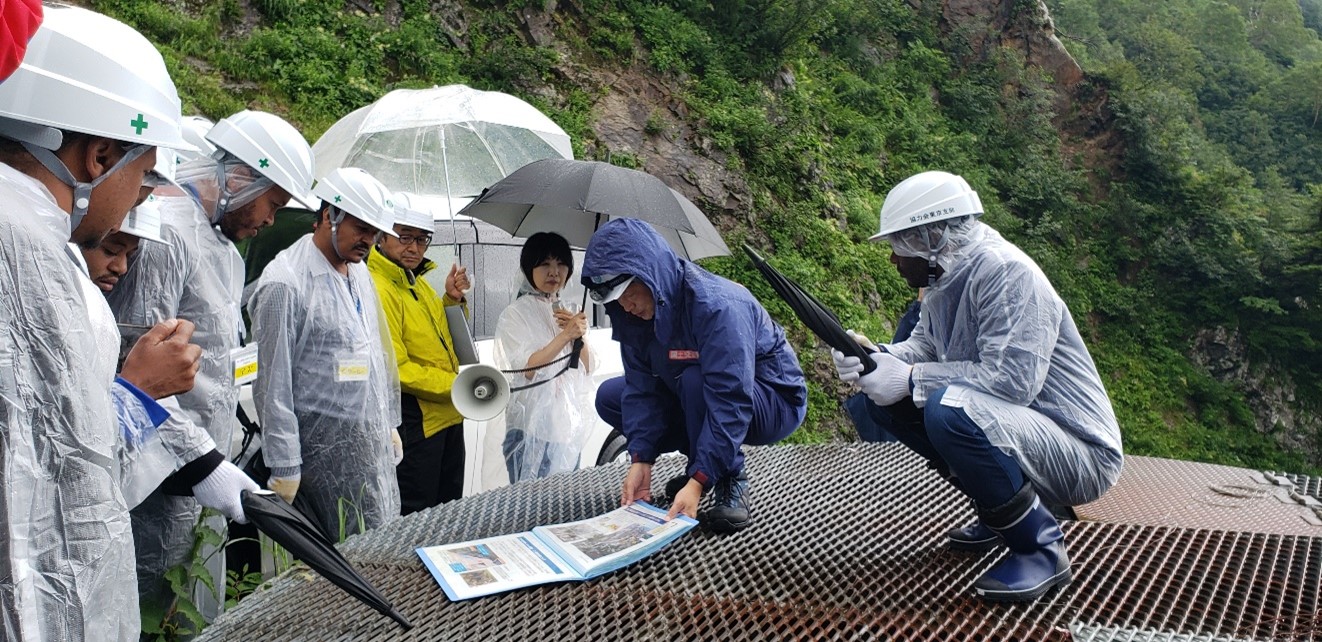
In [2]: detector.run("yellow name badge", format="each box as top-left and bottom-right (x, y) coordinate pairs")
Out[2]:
(231, 344), (259, 386)
(336, 355), (370, 382)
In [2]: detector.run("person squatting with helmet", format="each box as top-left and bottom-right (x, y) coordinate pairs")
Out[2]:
(368, 192), (474, 513)
(832, 170), (1124, 602)
(582, 218), (809, 533)
(247, 167), (404, 540)
(0, 5), (259, 640)
(105, 108), (316, 617)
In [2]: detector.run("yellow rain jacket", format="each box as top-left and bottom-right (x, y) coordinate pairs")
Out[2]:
(367, 248), (465, 437)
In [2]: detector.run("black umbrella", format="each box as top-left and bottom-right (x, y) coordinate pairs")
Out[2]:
(458, 158), (729, 260)
(461, 158), (730, 370)
(240, 490), (413, 631)
(742, 244), (877, 375)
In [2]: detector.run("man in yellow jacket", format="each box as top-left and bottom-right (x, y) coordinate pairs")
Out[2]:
(368, 192), (472, 513)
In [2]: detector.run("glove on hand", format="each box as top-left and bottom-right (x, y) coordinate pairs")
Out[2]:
(832, 349), (864, 383)
(846, 329), (878, 351)
(857, 351), (914, 407)
(391, 428), (404, 466)
(192, 460), (260, 524)
(268, 474), (301, 505)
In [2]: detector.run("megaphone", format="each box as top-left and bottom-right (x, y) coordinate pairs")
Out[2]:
(452, 364), (511, 421)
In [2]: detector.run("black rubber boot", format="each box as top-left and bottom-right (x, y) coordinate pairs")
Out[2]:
(973, 483), (1071, 602)
(700, 471), (751, 533)
(664, 474), (689, 500)
(939, 475), (1001, 552)
(946, 519), (1000, 551)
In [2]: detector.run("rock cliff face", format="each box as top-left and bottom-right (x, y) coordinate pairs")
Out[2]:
(928, 0), (1124, 188)
(506, 0), (1118, 228)
(1191, 328), (1320, 463)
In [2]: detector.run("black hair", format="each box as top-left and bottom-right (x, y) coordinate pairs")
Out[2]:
(519, 232), (574, 285)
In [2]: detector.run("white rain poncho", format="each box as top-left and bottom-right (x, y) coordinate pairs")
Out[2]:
(0, 161), (192, 641)
(71, 247), (216, 508)
(104, 186), (243, 617)
(885, 220), (1124, 507)
(247, 234), (401, 538)
(492, 282), (597, 483)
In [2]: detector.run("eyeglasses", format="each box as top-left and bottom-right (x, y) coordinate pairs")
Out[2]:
(396, 234), (432, 247)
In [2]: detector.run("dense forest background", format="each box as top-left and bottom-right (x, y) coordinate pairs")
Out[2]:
(89, 0), (1322, 473)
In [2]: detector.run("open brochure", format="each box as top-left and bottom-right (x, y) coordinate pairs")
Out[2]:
(417, 501), (697, 601)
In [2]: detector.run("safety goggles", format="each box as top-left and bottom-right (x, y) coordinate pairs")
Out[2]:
(587, 273), (634, 304)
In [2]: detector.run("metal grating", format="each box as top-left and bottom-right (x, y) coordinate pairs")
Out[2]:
(1269, 471), (1322, 504)
(1075, 456), (1322, 535)
(196, 444), (1322, 641)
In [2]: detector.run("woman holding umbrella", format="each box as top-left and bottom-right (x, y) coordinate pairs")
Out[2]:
(493, 232), (596, 483)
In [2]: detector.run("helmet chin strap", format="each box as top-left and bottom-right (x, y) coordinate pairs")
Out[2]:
(210, 154), (231, 224)
(328, 206), (350, 262)
(917, 224), (950, 286)
(22, 141), (150, 238)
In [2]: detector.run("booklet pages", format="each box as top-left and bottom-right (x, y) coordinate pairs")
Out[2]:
(417, 502), (697, 600)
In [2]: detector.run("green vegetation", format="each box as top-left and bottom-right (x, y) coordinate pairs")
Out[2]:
(91, 0), (1319, 479)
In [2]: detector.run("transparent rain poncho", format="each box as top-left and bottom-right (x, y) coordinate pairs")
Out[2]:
(492, 279), (597, 483)
(104, 184), (247, 618)
(247, 234), (401, 539)
(884, 219), (1124, 507)
(0, 161), (140, 640)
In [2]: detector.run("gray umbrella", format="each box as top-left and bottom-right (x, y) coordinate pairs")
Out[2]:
(457, 158), (729, 260)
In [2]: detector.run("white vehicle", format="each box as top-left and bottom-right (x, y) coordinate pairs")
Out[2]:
(236, 210), (628, 498)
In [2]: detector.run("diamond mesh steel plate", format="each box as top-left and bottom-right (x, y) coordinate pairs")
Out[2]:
(196, 444), (1322, 642)
(1074, 456), (1322, 535)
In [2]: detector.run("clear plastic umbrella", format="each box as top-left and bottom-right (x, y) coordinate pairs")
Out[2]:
(311, 84), (574, 219)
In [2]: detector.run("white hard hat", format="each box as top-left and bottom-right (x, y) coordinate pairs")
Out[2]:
(312, 167), (398, 237)
(391, 191), (434, 232)
(119, 197), (167, 244)
(150, 148), (178, 186)
(870, 171), (983, 241)
(0, 4), (193, 151)
(207, 110), (316, 207)
(177, 115), (218, 164)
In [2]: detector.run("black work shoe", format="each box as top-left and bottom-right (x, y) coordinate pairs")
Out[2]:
(700, 473), (751, 533)
(664, 475), (689, 500)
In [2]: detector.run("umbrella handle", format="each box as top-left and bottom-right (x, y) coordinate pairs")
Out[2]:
(569, 338), (583, 369)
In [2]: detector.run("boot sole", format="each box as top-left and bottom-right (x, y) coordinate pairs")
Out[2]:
(702, 514), (751, 534)
(975, 568), (1072, 602)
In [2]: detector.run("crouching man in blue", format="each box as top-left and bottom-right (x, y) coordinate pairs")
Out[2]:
(583, 218), (807, 533)
(835, 171), (1123, 602)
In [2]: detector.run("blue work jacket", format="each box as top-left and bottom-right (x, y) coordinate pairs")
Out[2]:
(582, 218), (807, 485)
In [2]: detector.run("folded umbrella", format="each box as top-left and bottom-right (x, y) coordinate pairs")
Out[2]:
(240, 490), (413, 631)
(742, 244), (876, 374)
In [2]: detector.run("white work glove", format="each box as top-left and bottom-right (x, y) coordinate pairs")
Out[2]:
(856, 351), (914, 407)
(192, 460), (260, 524)
(834, 329), (884, 383)
(832, 349), (865, 382)
(268, 474), (301, 505)
(847, 329), (878, 351)
(391, 428), (404, 466)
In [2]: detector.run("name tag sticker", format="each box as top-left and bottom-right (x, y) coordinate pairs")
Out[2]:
(668, 349), (700, 361)
(336, 355), (370, 382)
(231, 344), (259, 385)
